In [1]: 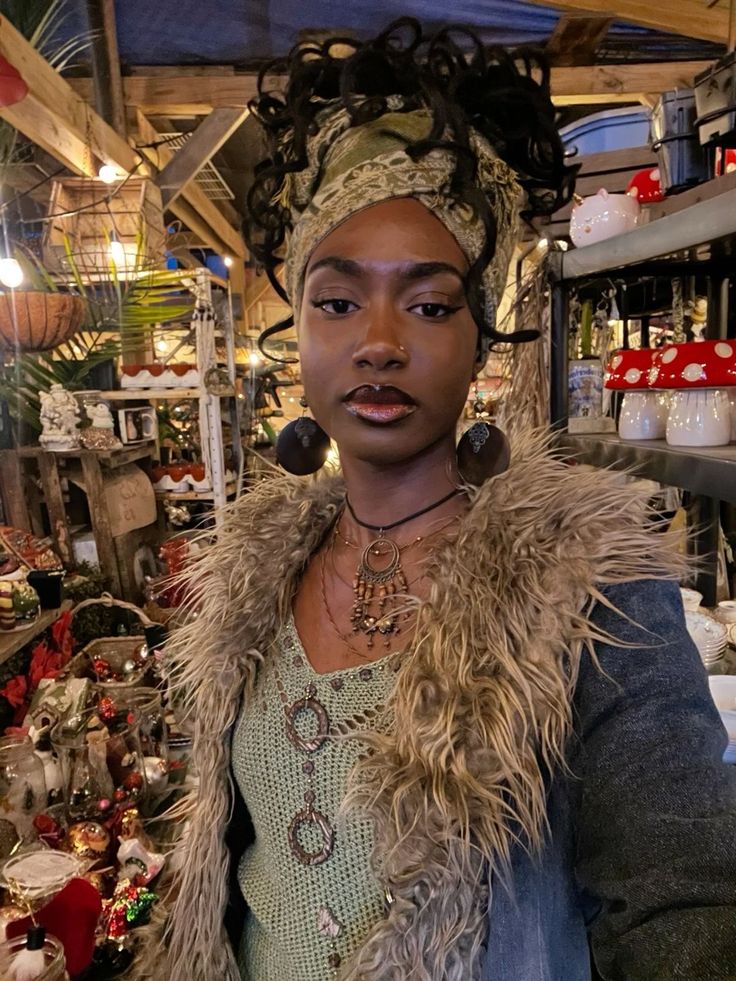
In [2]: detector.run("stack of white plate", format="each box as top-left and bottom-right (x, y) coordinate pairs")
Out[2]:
(685, 611), (728, 669)
(708, 676), (736, 763)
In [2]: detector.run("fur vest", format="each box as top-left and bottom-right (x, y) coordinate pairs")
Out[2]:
(137, 433), (682, 980)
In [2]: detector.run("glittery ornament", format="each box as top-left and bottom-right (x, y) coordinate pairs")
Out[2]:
(122, 771), (143, 793)
(32, 813), (64, 849)
(97, 696), (117, 722)
(102, 880), (157, 940)
(62, 821), (111, 862)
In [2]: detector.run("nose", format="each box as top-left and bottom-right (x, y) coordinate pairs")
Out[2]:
(352, 308), (409, 371)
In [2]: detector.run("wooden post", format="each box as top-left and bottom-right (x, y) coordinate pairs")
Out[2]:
(85, 0), (127, 137)
(0, 451), (31, 530)
(80, 452), (123, 596)
(36, 453), (73, 567)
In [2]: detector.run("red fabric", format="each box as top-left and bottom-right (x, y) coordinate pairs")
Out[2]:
(7, 878), (102, 977)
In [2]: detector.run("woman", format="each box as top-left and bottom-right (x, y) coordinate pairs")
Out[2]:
(146, 20), (736, 981)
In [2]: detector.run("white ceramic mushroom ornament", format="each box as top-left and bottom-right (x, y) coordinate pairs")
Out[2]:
(649, 339), (736, 446)
(604, 348), (669, 439)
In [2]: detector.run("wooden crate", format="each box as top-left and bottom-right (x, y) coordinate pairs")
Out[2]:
(43, 176), (166, 277)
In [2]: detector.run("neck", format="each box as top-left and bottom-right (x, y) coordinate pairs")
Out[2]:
(338, 434), (463, 539)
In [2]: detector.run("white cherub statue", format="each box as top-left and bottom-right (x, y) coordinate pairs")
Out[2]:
(81, 401), (122, 450)
(39, 383), (81, 451)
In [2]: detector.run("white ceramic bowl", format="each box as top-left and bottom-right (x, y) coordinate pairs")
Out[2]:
(686, 610), (727, 654)
(618, 391), (669, 440)
(666, 389), (732, 447)
(714, 601), (736, 625)
(680, 587), (703, 612)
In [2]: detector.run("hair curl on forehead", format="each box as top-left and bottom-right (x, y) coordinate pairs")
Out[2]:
(244, 17), (578, 360)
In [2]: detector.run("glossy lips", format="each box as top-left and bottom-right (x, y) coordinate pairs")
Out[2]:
(343, 385), (417, 424)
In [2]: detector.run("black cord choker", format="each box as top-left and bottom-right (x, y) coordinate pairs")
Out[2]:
(345, 488), (460, 534)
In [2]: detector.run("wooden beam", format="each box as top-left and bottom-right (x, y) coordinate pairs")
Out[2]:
(156, 107), (248, 208)
(70, 60), (713, 113)
(0, 14), (139, 176)
(70, 73), (260, 114)
(550, 60), (710, 105)
(133, 109), (246, 258)
(85, 0), (127, 136)
(524, 0), (729, 45)
(546, 14), (613, 66)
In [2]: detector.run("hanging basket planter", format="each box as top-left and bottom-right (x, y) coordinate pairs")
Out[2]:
(0, 291), (86, 352)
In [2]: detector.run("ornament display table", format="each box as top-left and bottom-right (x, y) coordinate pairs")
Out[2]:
(0, 445), (155, 599)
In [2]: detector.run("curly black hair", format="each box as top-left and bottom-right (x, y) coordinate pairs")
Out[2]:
(244, 17), (577, 359)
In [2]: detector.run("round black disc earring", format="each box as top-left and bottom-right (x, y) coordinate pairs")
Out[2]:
(456, 422), (511, 486)
(276, 397), (331, 476)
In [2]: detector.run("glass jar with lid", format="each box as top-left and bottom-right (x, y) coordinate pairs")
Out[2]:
(0, 735), (47, 858)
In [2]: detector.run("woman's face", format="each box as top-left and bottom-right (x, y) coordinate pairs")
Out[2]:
(297, 198), (479, 468)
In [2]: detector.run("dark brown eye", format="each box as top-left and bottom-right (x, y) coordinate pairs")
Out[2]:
(311, 298), (357, 315)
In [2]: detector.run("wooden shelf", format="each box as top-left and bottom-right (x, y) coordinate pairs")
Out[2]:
(0, 601), (73, 667)
(560, 434), (736, 504)
(16, 443), (155, 468)
(155, 481), (237, 501)
(99, 388), (234, 400)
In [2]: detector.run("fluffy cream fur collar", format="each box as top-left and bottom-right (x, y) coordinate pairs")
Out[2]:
(140, 432), (681, 980)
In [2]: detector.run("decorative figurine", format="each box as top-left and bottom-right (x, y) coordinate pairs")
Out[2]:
(80, 403), (122, 451)
(39, 384), (81, 451)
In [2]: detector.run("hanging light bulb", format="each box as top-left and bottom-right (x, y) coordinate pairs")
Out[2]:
(155, 338), (169, 354)
(109, 234), (126, 267)
(0, 257), (23, 289)
(223, 256), (233, 268)
(98, 165), (118, 184)
(249, 351), (261, 368)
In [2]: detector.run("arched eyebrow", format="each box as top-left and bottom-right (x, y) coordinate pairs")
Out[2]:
(307, 256), (467, 285)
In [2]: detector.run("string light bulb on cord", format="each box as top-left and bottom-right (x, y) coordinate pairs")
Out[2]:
(109, 234), (125, 268)
(0, 257), (23, 289)
(223, 256), (233, 268)
(98, 165), (119, 184)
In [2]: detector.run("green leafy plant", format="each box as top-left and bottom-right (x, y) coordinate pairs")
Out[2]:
(0, 240), (195, 434)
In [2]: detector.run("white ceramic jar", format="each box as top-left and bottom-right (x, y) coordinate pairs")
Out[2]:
(666, 389), (731, 447)
(618, 391), (669, 440)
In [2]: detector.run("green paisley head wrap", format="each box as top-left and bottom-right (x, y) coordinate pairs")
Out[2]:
(281, 99), (522, 359)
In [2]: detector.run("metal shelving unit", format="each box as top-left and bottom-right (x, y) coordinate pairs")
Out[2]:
(549, 179), (736, 605)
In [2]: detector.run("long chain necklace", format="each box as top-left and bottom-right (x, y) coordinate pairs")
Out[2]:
(341, 489), (461, 651)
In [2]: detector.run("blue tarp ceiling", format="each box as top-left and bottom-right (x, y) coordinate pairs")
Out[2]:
(67, 0), (721, 67)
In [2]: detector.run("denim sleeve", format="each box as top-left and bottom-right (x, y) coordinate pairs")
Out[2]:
(570, 578), (736, 981)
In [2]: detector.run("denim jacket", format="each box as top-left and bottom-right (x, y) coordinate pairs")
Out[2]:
(483, 578), (736, 981)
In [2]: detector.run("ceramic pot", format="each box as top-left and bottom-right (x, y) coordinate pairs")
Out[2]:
(619, 392), (669, 439)
(666, 388), (731, 446)
(570, 188), (640, 247)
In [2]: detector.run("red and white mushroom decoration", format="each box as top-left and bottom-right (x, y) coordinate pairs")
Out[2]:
(605, 348), (669, 439)
(649, 340), (736, 446)
(626, 167), (665, 204)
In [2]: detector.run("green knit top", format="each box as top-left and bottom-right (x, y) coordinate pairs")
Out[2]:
(231, 614), (400, 980)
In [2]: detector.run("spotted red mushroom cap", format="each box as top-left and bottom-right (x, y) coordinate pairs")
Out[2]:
(649, 340), (736, 388)
(604, 348), (659, 389)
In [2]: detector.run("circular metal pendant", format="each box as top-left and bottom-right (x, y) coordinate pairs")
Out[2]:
(358, 538), (401, 585)
(285, 695), (330, 754)
(288, 805), (335, 866)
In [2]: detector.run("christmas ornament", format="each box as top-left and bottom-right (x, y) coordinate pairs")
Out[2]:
(101, 880), (157, 940)
(117, 837), (165, 885)
(32, 813), (64, 849)
(62, 821), (111, 863)
(6, 925), (45, 981)
(6, 878), (102, 976)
